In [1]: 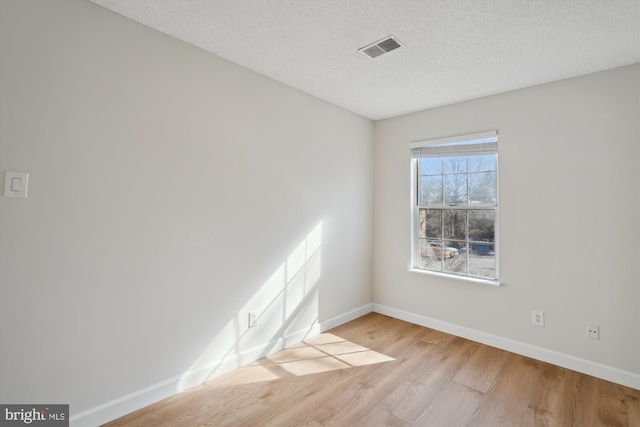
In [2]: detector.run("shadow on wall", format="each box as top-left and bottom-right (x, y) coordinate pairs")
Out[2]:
(176, 222), (324, 392)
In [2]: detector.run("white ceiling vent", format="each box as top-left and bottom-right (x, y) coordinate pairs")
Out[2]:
(358, 36), (402, 59)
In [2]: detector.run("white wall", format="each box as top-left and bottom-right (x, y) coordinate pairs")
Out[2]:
(374, 64), (640, 380)
(0, 0), (372, 422)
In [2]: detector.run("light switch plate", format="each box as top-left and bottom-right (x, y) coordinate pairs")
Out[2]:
(4, 172), (29, 198)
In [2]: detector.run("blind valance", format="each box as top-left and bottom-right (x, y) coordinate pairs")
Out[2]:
(410, 130), (498, 158)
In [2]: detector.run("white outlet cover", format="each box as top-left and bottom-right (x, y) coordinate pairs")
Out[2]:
(249, 311), (258, 328)
(587, 323), (600, 339)
(532, 310), (544, 327)
(4, 172), (29, 198)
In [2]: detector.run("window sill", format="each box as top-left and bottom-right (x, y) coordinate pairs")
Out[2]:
(407, 268), (501, 287)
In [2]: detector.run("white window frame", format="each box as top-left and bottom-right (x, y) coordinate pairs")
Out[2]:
(409, 131), (500, 286)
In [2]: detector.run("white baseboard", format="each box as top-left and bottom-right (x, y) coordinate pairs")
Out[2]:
(320, 303), (373, 332)
(372, 303), (640, 390)
(69, 303), (373, 427)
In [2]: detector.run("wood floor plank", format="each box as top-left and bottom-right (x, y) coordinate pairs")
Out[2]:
(177, 410), (245, 427)
(453, 343), (510, 393)
(377, 336), (475, 423)
(574, 375), (629, 427)
(307, 324), (435, 425)
(352, 406), (410, 427)
(625, 386), (640, 427)
(103, 313), (639, 427)
(329, 313), (422, 353)
(307, 358), (418, 425)
(520, 364), (581, 427)
(412, 379), (488, 426)
(466, 354), (543, 426)
(117, 393), (230, 427)
(293, 417), (324, 427)
(231, 369), (355, 426)
(223, 374), (309, 413)
(309, 380), (380, 426)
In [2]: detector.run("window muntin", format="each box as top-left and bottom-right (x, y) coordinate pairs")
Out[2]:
(411, 132), (498, 282)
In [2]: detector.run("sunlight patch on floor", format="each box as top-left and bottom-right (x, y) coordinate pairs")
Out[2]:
(206, 332), (395, 387)
(268, 333), (395, 377)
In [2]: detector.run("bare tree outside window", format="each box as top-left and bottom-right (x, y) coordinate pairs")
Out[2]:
(416, 153), (497, 280)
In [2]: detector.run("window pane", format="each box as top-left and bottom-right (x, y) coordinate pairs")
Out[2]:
(414, 152), (498, 281)
(443, 210), (466, 240)
(419, 238), (441, 271)
(469, 154), (496, 172)
(420, 175), (443, 205)
(468, 210), (494, 242)
(419, 157), (442, 175)
(469, 172), (496, 205)
(420, 209), (442, 239)
(444, 174), (467, 205)
(469, 244), (496, 279)
(444, 241), (466, 274)
(443, 157), (467, 174)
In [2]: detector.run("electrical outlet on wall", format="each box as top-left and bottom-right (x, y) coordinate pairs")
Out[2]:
(532, 310), (544, 327)
(586, 323), (599, 339)
(249, 311), (259, 328)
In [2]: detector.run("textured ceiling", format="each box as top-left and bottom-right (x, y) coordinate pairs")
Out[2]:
(89, 0), (640, 120)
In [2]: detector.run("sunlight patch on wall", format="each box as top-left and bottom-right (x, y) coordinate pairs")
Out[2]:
(177, 222), (324, 392)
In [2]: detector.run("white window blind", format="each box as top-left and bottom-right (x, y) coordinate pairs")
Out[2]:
(410, 130), (498, 158)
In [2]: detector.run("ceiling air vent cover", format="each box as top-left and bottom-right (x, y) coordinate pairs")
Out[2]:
(359, 36), (402, 59)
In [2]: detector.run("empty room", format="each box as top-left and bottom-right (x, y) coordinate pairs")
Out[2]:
(0, 0), (638, 426)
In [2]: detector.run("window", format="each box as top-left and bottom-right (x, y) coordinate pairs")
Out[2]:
(410, 131), (498, 284)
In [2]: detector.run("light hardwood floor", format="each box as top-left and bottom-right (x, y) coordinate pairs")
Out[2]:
(104, 313), (640, 426)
